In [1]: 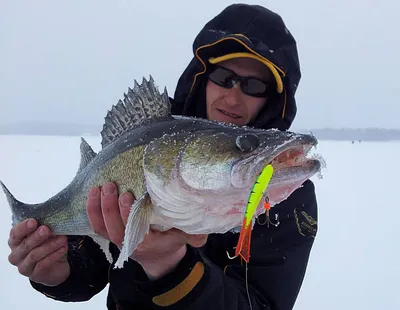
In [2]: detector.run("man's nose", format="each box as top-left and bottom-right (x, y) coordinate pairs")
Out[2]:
(224, 84), (244, 105)
(229, 81), (244, 95)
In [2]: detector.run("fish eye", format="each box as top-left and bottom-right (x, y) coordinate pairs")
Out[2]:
(235, 134), (260, 153)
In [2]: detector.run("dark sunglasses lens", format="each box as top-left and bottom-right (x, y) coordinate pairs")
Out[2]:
(242, 78), (269, 96)
(209, 67), (235, 87)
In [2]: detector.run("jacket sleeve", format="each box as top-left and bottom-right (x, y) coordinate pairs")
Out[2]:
(130, 180), (318, 310)
(29, 235), (111, 302)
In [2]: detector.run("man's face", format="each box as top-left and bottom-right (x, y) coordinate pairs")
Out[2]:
(206, 58), (275, 126)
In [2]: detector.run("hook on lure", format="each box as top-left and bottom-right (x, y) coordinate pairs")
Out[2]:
(256, 196), (280, 228)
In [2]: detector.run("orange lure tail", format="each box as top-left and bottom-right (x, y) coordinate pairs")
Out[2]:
(235, 218), (253, 263)
(235, 199), (271, 262)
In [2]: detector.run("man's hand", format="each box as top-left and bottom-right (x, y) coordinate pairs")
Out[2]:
(86, 182), (208, 280)
(7, 219), (70, 287)
(131, 229), (207, 280)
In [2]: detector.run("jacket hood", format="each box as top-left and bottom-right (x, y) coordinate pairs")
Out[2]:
(172, 4), (302, 131)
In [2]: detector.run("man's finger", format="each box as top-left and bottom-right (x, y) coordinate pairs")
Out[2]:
(17, 236), (67, 277)
(8, 225), (52, 266)
(119, 192), (135, 226)
(8, 219), (38, 249)
(101, 183), (125, 246)
(86, 186), (110, 240)
(30, 246), (69, 284)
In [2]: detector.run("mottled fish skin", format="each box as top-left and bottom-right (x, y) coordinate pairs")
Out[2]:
(1, 76), (324, 268)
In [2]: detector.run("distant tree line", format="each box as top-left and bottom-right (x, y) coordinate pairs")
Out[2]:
(1, 122), (400, 141)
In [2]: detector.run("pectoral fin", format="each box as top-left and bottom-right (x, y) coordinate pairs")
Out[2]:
(114, 192), (153, 269)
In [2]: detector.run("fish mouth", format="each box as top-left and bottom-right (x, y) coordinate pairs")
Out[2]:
(232, 134), (323, 205)
(268, 143), (320, 183)
(258, 140), (322, 205)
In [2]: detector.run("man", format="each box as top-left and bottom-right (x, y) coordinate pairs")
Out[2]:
(7, 4), (318, 310)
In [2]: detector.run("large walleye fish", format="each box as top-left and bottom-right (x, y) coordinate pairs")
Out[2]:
(1, 76), (323, 268)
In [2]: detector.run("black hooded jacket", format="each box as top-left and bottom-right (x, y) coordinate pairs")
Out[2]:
(30, 4), (318, 310)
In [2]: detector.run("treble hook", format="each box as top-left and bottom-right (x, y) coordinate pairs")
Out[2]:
(226, 250), (239, 260)
(257, 196), (280, 228)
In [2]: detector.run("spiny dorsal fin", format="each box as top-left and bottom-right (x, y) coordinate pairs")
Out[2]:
(78, 137), (97, 173)
(100, 75), (171, 148)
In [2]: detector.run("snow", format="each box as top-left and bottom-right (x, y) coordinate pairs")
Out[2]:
(0, 135), (398, 309)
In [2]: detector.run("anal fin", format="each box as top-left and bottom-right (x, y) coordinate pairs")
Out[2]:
(90, 235), (112, 263)
(114, 192), (153, 269)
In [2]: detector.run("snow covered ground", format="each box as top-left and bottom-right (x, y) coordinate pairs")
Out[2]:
(0, 135), (398, 309)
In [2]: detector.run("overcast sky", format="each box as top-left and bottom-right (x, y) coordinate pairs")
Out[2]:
(1, 0), (399, 130)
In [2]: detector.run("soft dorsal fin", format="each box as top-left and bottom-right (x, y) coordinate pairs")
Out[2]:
(78, 137), (97, 173)
(100, 76), (172, 148)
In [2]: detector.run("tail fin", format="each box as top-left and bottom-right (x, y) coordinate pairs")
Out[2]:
(0, 180), (26, 224)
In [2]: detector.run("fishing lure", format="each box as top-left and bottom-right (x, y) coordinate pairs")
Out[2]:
(229, 164), (274, 263)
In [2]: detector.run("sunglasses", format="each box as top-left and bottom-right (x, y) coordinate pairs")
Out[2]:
(208, 66), (274, 98)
